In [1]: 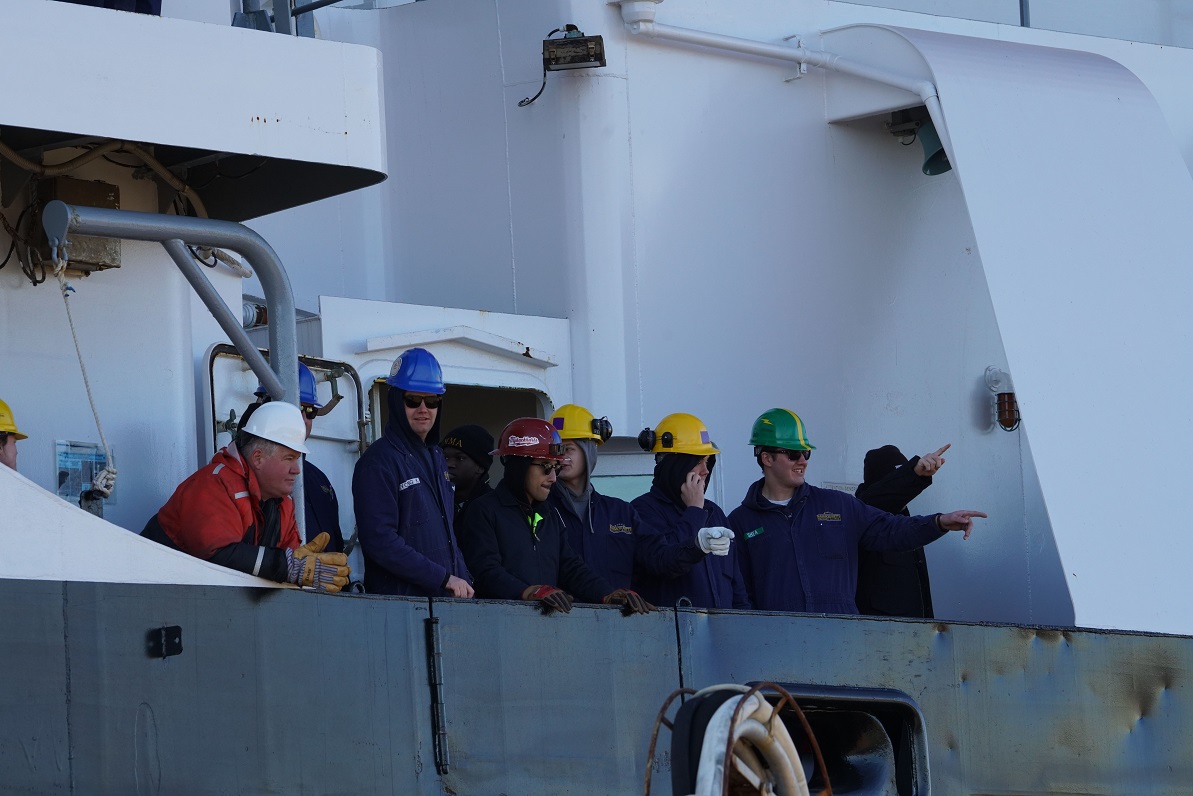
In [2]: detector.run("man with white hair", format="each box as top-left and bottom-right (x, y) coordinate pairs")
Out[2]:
(141, 401), (349, 592)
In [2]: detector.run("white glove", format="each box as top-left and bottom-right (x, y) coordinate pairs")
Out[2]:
(90, 465), (118, 498)
(697, 526), (735, 556)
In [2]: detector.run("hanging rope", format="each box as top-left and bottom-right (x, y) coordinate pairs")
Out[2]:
(53, 259), (118, 498)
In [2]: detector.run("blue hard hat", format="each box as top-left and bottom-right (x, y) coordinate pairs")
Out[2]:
(256, 361), (321, 407)
(386, 347), (446, 394)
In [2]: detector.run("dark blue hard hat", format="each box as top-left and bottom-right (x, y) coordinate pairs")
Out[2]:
(386, 347), (446, 394)
(255, 361), (321, 407)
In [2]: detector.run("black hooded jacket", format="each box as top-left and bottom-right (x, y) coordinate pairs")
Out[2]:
(457, 458), (613, 603)
(854, 446), (935, 618)
(630, 454), (751, 610)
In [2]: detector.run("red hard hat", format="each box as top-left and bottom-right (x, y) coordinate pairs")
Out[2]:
(493, 417), (566, 460)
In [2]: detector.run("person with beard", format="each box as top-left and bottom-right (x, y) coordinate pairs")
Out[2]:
(441, 424), (494, 526)
(458, 417), (652, 616)
(548, 404), (726, 591)
(728, 409), (984, 614)
(352, 348), (473, 598)
(630, 413), (749, 610)
(854, 443), (950, 618)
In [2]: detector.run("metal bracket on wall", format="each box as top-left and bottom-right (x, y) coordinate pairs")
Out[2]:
(424, 616), (450, 774)
(146, 626), (183, 659)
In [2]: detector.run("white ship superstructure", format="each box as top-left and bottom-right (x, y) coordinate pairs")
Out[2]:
(2, 1), (1192, 793)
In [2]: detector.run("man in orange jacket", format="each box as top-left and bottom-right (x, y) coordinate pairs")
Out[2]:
(141, 401), (349, 591)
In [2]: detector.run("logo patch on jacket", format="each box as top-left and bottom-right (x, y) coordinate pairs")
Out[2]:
(399, 477), (421, 491)
(816, 512), (842, 522)
(745, 527), (765, 539)
(608, 523), (632, 535)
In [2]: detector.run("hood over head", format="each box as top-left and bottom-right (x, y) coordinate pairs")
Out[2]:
(500, 455), (536, 507)
(861, 445), (907, 489)
(653, 452), (716, 509)
(386, 387), (443, 448)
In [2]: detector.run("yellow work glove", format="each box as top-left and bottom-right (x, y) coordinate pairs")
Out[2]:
(286, 532), (351, 593)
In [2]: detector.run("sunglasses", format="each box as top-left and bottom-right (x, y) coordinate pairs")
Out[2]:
(533, 461), (565, 475)
(300, 404), (319, 420)
(771, 448), (811, 461)
(403, 394), (442, 410)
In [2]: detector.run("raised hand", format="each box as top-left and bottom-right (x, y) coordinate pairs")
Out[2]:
(915, 443), (951, 477)
(680, 471), (706, 509)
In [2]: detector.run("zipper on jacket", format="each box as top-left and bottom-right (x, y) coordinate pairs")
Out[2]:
(527, 511), (544, 549)
(406, 447), (460, 577)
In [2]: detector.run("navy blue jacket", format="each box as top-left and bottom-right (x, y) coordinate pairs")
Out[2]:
(304, 459), (344, 553)
(549, 484), (706, 591)
(352, 423), (470, 596)
(728, 480), (946, 614)
(630, 486), (751, 610)
(854, 456), (934, 618)
(458, 481), (612, 603)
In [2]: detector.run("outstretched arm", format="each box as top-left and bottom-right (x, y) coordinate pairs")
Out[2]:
(936, 510), (988, 540)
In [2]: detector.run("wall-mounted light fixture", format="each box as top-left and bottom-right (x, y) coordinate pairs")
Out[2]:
(984, 366), (1021, 431)
(518, 24), (607, 107)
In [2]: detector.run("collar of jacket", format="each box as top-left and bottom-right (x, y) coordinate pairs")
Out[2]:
(381, 420), (421, 453)
(461, 477), (491, 504)
(216, 442), (263, 504)
(742, 478), (808, 511)
(644, 483), (681, 513)
(494, 480), (547, 513)
(550, 480), (600, 518)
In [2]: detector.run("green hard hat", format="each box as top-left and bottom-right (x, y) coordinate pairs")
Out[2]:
(749, 408), (815, 451)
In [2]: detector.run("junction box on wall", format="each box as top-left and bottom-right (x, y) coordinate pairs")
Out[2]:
(544, 29), (605, 70)
(34, 176), (121, 273)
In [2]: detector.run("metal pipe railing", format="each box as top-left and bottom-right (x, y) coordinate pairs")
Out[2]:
(41, 200), (306, 537)
(609, 1), (956, 163)
(291, 0), (344, 19)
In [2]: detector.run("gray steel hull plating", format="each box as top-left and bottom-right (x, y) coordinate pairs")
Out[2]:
(1, 580), (1188, 794)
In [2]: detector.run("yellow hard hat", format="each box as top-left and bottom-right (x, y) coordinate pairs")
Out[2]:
(0, 399), (27, 440)
(550, 403), (613, 444)
(637, 412), (719, 456)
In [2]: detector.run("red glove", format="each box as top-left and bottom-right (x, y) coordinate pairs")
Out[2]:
(603, 588), (656, 616)
(521, 584), (573, 615)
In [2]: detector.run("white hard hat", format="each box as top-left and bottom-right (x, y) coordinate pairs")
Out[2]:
(241, 402), (309, 455)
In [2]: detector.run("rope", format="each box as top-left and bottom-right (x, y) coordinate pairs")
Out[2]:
(54, 259), (118, 496)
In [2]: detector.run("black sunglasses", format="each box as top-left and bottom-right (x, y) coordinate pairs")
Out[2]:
(771, 448), (811, 461)
(300, 404), (319, 420)
(403, 394), (442, 409)
(533, 461), (564, 474)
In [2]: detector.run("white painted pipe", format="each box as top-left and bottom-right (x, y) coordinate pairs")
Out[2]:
(614, 8), (954, 162)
